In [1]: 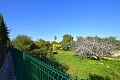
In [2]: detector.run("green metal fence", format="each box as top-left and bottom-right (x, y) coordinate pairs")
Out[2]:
(11, 48), (75, 80)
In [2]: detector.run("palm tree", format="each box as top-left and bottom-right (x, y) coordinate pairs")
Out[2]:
(54, 36), (57, 41)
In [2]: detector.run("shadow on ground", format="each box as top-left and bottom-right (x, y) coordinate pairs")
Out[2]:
(42, 56), (69, 72)
(85, 73), (110, 80)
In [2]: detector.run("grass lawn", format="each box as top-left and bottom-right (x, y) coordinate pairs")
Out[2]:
(53, 51), (120, 80)
(116, 56), (120, 59)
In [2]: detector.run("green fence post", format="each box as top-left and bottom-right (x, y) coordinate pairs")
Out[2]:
(23, 52), (26, 60)
(23, 52), (26, 80)
(11, 49), (75, 80)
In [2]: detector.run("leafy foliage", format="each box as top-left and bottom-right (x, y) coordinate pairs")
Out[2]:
(54, 36), (57, 41)
(52, 43), (62, 51)
(32, 39), (53, 60)
(11, 35), (34, 53)
(60, 34), (73, 51)
(87, 73), (110, 80)
(0, 14), (9, 46)
(11, 36), (53, 60)
(105, 36), (120, 50)
(0, 14), (9, 68)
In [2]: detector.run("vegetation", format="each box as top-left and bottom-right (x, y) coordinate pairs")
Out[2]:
(10, 33), (120, 80)
(60, 34), (73, 51)
(1, 11), (120, 80)
(0, 14), (9, 68)
(54, 36), (57, 41)
(11, 35), (53, 60)
(52, 43), (62, 51)
(11, 35), (33, 53)
(53, 51), (120, 80)
(11, 34), (120, 60)
(33, 39), (53, 60)
(0, 14), (9, 46)
(73, 36), (115, 59)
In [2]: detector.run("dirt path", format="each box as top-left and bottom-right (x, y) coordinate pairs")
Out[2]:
(0, 52), (16, 80)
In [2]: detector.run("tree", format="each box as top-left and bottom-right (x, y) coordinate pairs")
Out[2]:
(76, 36), (83, 42)
(33, 39), (53, 60)
(54, 36), (57, 41)
(60, 34), (73, 51)
(0, 14), (9, 46)
(73, 37), (115, 59)
(11, 35), (33, 53)
(104, 36), (120, 50)
(52, 43), (62, 51)
(94, 36), (101, 42)
(0, 14), (9, 68)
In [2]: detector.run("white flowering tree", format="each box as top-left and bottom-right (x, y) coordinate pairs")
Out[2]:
(73, 37), (115, 59)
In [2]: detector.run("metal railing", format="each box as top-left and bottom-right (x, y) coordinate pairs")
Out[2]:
(11, 48), (75, 80)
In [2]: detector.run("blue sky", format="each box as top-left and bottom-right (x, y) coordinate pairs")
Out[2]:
(0, 0), (120, 41)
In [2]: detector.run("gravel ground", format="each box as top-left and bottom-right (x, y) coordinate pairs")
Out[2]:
(0, 52), (16, 80)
